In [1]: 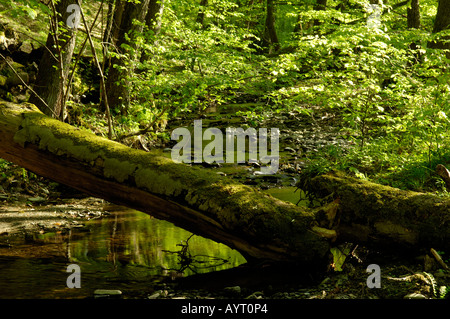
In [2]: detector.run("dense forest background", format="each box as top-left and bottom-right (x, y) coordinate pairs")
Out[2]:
(0, 0), (450, 193)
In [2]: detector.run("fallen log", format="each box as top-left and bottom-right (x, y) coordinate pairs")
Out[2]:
(1, 100), (449, 267)
(0, 100), (329, 265)
(308, 172), (450, 251)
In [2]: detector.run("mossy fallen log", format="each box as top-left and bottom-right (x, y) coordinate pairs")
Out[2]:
(0, 100), (329, 265)
(308, 172), (450, 251)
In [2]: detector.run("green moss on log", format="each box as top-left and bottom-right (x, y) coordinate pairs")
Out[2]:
(308, 172), (450, 249)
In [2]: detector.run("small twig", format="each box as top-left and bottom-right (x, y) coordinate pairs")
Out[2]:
(49, 0), (67, 120)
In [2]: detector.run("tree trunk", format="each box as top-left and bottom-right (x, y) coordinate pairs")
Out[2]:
(407, 0), (421, 65)
(1, 101), (450, 265)
(29, 0), (79, 118)
(429, 0), (450, 58)
(140, 0), (165, 63)
(432, 0), (450, 33)
(105, 0), (150, 115)
(101, 0), (123, 112)
(0, 100), (330, 266)
(313, 0), (327, 26)
(147, 0), (164, 37)
(407, 0), (420, 29)
(102, 0), (116, 62)
(262, 0), (280, 53)
(196, 0), (208, 28)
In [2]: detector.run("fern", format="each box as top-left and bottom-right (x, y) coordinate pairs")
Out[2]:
(423, 272), (438, 298)
(439, 286), (449, 299)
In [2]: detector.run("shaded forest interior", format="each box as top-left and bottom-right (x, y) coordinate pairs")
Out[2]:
(0, 0), (450, 299)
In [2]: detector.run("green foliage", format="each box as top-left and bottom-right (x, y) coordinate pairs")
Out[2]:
(3, 0), (450, 192)
(2, 0), (50, 19)
(261, 9), (450, 191)
(0, 159), (39, 197)
(128, 0), (266, 120)
(86, 0), (450, 191)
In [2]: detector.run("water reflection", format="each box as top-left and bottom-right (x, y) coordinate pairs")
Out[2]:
(0, 209), (246, 298)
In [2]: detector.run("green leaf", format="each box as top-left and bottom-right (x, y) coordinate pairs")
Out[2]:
(22, 6), (37, 19)
(330, 246), (352, 272)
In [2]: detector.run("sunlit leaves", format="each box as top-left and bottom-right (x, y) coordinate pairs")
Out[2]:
(4, 0), (51, 18)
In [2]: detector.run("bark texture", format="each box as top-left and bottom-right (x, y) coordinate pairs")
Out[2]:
(263, 0), (280, 52)
(407, 0), (420, 29)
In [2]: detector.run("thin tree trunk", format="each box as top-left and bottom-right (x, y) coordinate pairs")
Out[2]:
(101, 0), (123, 112)
(407, 0), (421, 65)
(432, 0), (450, 34)
(77, 0), (113, 139)
(101, 0), (116, 89)
(105, 0), (150, 115)
(263, 0), (280, 53)
(147, 0), (164, 37)
(313, 0), (327, 26)
(304, 172), (450, 250)
(102, 0), (116, 59)
(196, 0), (208, 28)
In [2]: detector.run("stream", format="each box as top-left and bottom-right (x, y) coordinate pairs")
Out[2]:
(0, 209), (246, 299)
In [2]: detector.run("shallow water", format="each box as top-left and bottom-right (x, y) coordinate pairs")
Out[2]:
(0, 209), (246, 299)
